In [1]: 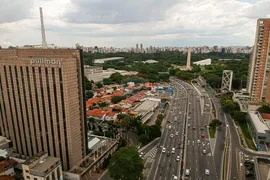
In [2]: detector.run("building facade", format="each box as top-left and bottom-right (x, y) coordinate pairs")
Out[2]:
(0, 49), (87, 170)
(22, 152), (63, 180)
(247, 18), (270, 103)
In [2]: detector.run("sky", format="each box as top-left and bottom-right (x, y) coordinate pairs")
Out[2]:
(0, 0), (270, 48)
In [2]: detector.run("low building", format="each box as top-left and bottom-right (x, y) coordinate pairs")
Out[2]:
(22, 152), (63, 180)
(144, 60), (158, 64)
(84, 66), (103, 82)
(84, 66), (138, 82)
(193, 58), (212, 66)
(132, 98), (161, 124)
(94, 57), (124, 64)
(0, 159), (17, 177)
(246, 111), (270, 150)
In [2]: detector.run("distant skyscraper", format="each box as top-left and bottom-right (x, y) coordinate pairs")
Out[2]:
(186, 47), (192, 70)
(0, 49), (87, 170)
(136, 44), (139, 53)
(247, 18), (270, 103)
(140, 44), (143, 53)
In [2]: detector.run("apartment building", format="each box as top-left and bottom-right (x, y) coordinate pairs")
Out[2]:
(247, 18), (270, 103)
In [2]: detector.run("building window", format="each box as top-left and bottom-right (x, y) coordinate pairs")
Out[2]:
(34, 178), (37, 180)
(26, 176), (30, 179)
(25, 170), (29, 173)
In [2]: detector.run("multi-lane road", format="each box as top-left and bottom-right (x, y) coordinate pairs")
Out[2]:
(148, 79), (187, 180)
(147, 78), (222, 180)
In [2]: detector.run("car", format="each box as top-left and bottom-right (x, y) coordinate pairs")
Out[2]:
(172, 175), (177, 180)
(188, 124), (191, 127)
(185, 169), (190, 176)
(162, 147), (166, 153)
(170, 134), (174, 138)
(197, 140), (201, 144)
(176, 156), (180, 161)
(193, 127), (196, 130)
(201, 134), (205, 138)
(176, 132), (179, 136)
(202, 149), (206, 154)
(139, 152), (144, 157)
(172, 147), (175, 154)
(200, 127), (204, 130)
(169, 126), (172, 130)
(205, 169), (210, 175)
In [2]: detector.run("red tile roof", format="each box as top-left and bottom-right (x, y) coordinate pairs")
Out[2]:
(87, 109), (106, 118)
(0, 175), (15, 180)
(261, 113), (270, 120)
(0, 159), (17, 173)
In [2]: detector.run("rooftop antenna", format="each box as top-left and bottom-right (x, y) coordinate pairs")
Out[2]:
(39, 7), (48, 49)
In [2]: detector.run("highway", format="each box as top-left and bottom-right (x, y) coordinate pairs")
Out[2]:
(176, 80), (218, 180)
(147, 79), (187, 180)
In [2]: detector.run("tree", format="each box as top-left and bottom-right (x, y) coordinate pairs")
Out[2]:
(108, 146), (144, 180)
(85, 90), (94, 99)
(103, 78), (114, 85)
(233, 111), (246, 122)
(84, 77), (92, 90)
(209, 119), (222, 127)
(111, 96), (126, 104)
(139, 134), (149, 145)
(96, 82), (103, 88)
(257, 105), (270, 113)
(149, 125), (162, 139)
(98, 102), (108, 108)
(110, 72), (124, 84)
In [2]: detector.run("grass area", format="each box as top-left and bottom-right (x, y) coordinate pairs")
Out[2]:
(209, 126), (216, 138)
(238, 122), (257, 151)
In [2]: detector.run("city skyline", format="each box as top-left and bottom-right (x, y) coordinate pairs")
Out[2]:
(0, 0), (270, 48)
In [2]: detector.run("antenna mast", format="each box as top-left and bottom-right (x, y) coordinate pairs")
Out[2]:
(39, 7), (48, 49)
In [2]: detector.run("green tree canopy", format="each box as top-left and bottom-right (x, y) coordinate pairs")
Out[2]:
(257, 105), (270, 113)
(111, 96), (126, 104)
(85, 90), (94, 99)
(233, 111), (247, 122)
(110, 72), (124, 84)
(108, 146), (144, 180)
(84, 77), (92, 90)
(96, 82), (103, 88)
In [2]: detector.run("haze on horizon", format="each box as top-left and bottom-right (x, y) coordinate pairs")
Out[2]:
(0, 0), (270, 48)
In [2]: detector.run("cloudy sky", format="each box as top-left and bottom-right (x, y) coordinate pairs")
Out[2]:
(0, 0), (270, 48)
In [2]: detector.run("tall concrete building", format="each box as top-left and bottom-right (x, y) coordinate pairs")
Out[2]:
(0, 49), (87, 170)
(136, 44), (139, 53)
(140, 44), (143, 53)
(247, 19), (270, 103)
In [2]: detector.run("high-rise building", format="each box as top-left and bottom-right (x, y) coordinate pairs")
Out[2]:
(140, 44), (143, 53)
(0, 49), (87, 170)
(136, 44), (139, 53)
(247, 18), (270, 103)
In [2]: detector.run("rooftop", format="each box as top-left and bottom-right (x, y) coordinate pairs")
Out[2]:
(30, 156), (60, 173)
(249, 111), (269, 133)
(134, 99), (158, 112)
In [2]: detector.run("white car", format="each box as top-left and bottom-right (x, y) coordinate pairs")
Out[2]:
(139, 152), (144, 157)
(197, 140), (201, 144)
(162, 148), (166, 153)
(176, 156), (180, 161)
(185, 169), (190, 176)
(176, 132), (178, 136)
(169, 126), (172, 130)
(172, 175), (177, 180)
(205, 169), (210, 175)
(188, 124), (191, 127)
(170, 134), (174, 138)
(202, 149), (206, 154)
(172, 147), (175, 154)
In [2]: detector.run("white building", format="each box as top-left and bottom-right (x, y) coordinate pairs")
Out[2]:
(22, 152), (63, 180)
(94, 57), (124, 64)
(144, 60), (158, 64)
(84, 66), (138, 82)
(193, 58), (212, 66)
